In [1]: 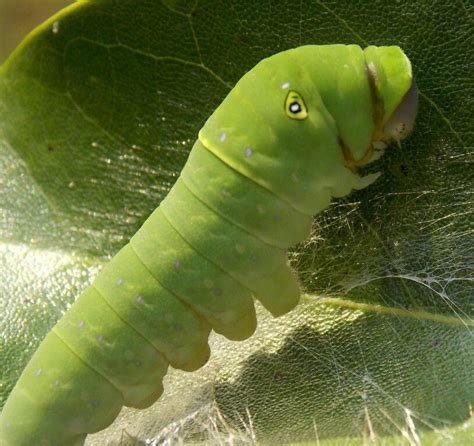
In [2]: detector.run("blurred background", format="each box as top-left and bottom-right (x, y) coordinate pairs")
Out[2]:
(0, 0), (73, 63)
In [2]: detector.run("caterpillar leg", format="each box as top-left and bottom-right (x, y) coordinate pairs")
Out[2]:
(352, 171), (382, 190)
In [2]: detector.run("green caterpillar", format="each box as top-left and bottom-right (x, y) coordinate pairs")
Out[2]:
(0, 44), (417, 445)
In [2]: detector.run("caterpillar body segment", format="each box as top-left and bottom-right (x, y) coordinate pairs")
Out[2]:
(160, 179), (301, 317)
(180, 141), (313, 250)
(0, 44), (417, 445)
(93, 244), (212, 372)
(131, 206), (258, 341)
(53, 286), (169, 409)
(0, 333), (123, 445)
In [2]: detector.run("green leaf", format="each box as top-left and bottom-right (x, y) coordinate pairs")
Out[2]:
(0, 0), (472, 444)
(286, 416), (474, 445)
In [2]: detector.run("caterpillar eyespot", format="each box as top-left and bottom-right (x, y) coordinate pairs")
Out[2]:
(285, 90), (308, 120)
(0, 44), (417, 445)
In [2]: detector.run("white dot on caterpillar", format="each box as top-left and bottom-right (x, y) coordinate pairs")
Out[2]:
(35, 368), (43, 377)
(244, 147), (253, 157)
(219, 132), (227, 142)
(220, 188), (231, 198)
(78, 320), (85, 329)
(115, 277), (124, 287)
(281, 81), (290, 89)
(53, 379), (60, 387)
(97, 335), (104, 343)
(174, 259), (181, 270)
(52, 21), (60, 34)
(91, 399), (100, 408)
(135, 295), (143, 305)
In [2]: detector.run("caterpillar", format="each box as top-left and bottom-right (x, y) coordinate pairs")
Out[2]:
(0, 44), (417, 445)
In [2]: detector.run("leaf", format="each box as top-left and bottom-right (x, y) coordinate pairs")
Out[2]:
(0, 0), (472, 444)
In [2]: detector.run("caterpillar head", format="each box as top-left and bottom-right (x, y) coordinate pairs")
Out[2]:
(382, 78), (418, 144)
(364, 45), (418, 148)
(200, 45), (417, 214)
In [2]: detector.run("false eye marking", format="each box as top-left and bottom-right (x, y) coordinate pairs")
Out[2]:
(284, 90), (308, 120)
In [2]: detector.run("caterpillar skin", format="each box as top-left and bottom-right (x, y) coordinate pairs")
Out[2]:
(0, 44), (417, 445)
